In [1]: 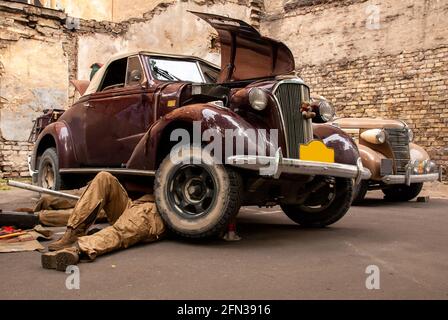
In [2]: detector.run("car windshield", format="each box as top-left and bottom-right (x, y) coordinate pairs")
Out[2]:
(147, 56), (217, 83)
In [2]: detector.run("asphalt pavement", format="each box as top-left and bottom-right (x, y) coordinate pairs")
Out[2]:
(0, 188), (447, 299)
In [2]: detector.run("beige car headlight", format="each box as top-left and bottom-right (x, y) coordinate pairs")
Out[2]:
(360, 129), (386, 144)
(249, 88), (268, 111)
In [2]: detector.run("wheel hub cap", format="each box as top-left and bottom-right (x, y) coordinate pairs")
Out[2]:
(168, 165), (217, 218)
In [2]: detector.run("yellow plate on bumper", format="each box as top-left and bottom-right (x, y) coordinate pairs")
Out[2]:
(299, 140), (335, 163)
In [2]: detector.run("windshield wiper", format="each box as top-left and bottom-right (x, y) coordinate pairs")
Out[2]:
(153, 66), (180, 81)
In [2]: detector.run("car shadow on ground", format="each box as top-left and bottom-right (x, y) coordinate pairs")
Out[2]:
(163, 220), (370, 250)
(352, 197), (413, 207)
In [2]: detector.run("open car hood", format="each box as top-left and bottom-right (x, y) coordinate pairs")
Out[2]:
(191, 11), (295, 83)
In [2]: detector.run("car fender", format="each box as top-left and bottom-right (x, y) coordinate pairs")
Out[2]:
(410, 142), (430, 162)
(32, 121), (77, 170)
(312, 124), (361, 166)
(356, 144), (387, 180)
(126, 103), (277, 170)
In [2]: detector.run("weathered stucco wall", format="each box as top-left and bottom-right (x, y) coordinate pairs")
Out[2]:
(57, 0), (113, 21)
(112, 0), (168, 22)
(262, 0), (447, 66)
(262, 0), (448, 170)
(0, 1), (71, 177)
(0, 39), (69, 141)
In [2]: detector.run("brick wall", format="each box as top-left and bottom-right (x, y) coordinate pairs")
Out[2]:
(298, 46), (448, 170)
(0, 139), (33, 178)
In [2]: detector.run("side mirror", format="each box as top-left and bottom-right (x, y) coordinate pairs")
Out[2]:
(130, 69), (142, 82)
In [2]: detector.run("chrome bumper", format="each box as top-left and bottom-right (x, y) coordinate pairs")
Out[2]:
(382, 166), (443, 185)
(27, 155), (38, 180)
(227, 149), (371, 184)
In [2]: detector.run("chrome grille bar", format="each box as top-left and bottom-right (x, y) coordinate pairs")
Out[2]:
(273, 80), (311, 159)
(386, 128), (410, 174)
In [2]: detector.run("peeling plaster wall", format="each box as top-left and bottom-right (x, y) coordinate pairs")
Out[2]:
(112, 0), (171, 22)
(262, 0), (447, 66)
(62, 0), (113, 21)
(0, 1), (71, 177)
(0, 39), (69, 141)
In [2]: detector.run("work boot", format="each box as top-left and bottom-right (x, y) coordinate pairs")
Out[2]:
(48, 227), (84, 251)
(41, 245), (80, 271)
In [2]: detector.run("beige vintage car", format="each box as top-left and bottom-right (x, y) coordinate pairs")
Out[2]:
(312, 96), (443, 203)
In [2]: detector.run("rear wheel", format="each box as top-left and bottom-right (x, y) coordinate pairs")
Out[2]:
(382, 183), (423, 201)
(37, 148), (66, 190)
(280, 177), (353, 228)
(154, 147), (241, 238)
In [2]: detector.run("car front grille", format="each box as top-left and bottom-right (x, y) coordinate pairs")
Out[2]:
(273, 82), (311, 159)
(385, 128), (410, 174)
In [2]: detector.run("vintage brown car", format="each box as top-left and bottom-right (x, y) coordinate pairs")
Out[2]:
(330, 116), (442, 203)
(310, 96), (443, 203)
(28, 12), (370, 238)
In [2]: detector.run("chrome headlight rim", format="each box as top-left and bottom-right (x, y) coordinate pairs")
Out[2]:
(317, 99), (335, 122)
(248, 88), (268, 111)
(407, 127), (414, 142)
(376, 129), (386, 144)
(423, 160), (437, 174)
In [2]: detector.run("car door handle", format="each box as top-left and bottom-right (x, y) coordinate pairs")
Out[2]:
(84, 102), (91, 108)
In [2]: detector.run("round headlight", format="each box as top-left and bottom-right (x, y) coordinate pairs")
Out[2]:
(376, 129), (386, 144)
(318, 99), (335, 122)
(360, 129), (386, 144)
(249, 88), (268, 111)
(407, 128), (414, 142)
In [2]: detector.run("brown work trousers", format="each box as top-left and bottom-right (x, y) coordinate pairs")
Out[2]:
(35, 187), (108, 227)
(35, 188), (83, 227)
(65, 172), (165, 260)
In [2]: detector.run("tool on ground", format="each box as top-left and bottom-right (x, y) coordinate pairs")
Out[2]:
(0, 231), (27, 240)
(222, 222), (242, 241)
(6, 180), (80, 200)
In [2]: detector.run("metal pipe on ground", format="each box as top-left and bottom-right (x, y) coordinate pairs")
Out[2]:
(6, 180), (80, 200)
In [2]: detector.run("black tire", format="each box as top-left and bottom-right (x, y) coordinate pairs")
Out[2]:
(280, 177), (353, 228)
(382, 183), (423, 202)
(154, 147), (241, 238)
(37, 148), (66, 190)
(352, 180), (369, 205)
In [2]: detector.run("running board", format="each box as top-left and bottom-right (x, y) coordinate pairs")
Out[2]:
(59, 168), (156, 176)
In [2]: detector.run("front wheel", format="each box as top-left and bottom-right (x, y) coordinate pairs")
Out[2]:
(382, 183), (423, 201)
(280, 177), (353, 228)
(154, 147), (241, 238)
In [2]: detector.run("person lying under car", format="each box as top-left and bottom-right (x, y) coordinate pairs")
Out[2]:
(41, 171), (165, 271)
